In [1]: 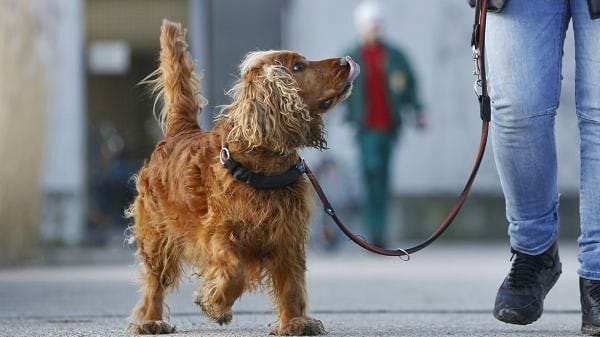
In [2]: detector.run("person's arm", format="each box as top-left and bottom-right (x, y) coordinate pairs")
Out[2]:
(405, 65), (427, 129)
(403, 55), (424, 115)
(341, 47), (362, 127)
(393, 48), (427, 129)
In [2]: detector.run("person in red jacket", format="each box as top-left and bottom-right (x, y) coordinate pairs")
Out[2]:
(344, 0), (426, 247)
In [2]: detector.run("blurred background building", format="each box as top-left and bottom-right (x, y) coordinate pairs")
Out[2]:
(0, 0), (582, 265)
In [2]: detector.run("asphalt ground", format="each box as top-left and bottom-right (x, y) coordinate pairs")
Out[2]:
(0, 242), (587, 337)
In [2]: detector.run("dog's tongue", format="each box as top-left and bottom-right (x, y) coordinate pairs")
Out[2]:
(345, 56), (360, 82)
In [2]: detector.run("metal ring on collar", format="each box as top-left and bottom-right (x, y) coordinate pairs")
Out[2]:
(220, 147), (230, 165)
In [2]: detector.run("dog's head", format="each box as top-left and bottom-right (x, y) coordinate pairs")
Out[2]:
(220, 50), (360, 154)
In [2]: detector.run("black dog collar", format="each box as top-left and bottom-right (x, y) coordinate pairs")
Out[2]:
(220, 147), (305, 189)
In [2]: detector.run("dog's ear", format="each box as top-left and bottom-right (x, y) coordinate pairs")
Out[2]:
(222, 61), (312, 153)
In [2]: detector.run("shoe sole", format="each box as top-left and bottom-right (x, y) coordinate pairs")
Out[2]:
(494, 307), (540, 325)
(494, 267), (562, 325)
(582, 323), (600, 336)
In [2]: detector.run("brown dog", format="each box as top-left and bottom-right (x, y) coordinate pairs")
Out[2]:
(127, 20), (359, 335)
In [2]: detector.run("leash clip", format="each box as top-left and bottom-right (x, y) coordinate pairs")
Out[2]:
(295, 160), (306, 174)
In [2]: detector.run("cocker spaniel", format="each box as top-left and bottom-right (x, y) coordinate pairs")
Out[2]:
(127, 20), (359, 335)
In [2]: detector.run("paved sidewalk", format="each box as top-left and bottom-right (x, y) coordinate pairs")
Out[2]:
(0, 242), (585, 336)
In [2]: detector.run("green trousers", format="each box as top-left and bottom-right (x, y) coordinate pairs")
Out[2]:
(357, 129), (395, 244)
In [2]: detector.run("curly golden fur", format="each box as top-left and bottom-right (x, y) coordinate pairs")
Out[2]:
(127, 19), (357, 335)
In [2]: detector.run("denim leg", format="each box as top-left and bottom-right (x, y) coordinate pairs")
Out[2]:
(358, 130), (394, 242)
(572, 0), (600, 280)
(486, 0), (570, 255)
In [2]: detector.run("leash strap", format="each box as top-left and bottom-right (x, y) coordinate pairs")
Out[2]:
(473, 0), (492, 121)
(305, 0), (490, 258)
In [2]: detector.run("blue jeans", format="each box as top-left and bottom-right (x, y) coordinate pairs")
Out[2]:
(487, 0), (600, 280)
(357, 129), (395, 243)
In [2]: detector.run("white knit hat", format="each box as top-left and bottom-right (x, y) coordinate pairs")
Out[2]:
(353, 0), (384, 35)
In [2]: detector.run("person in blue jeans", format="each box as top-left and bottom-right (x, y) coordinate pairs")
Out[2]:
(483, 0), (600, 334)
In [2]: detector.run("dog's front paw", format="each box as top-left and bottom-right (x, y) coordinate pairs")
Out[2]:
(194, 290), (233, 325)
(270, 317), (326, 336)
(215, 310), (233, 325)
(200, 303), (233, 325)
(127, 320), (176, 335)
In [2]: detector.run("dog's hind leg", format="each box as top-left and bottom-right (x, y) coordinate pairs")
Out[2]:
(194, 229), (246, 325)
(268, 250), (325, 336)
(128, 201), (181, 334)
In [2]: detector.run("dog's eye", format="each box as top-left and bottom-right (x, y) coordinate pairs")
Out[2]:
(292, 62), (305, 72)
(320, 99), (333, 110)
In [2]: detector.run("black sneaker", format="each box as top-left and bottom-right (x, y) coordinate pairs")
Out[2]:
(581, 277), (600, 335)
(493, 242), (562, 325)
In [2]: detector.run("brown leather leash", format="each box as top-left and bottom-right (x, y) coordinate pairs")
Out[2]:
(304, 0), (491, 259)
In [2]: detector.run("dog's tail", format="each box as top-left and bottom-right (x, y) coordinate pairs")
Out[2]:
(144, 19), (207, 137)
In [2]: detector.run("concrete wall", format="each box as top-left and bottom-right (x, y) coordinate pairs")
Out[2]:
(0, 0), (47, 264)
(40, 0), (86, 245)
(285, 0), (580, 196)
